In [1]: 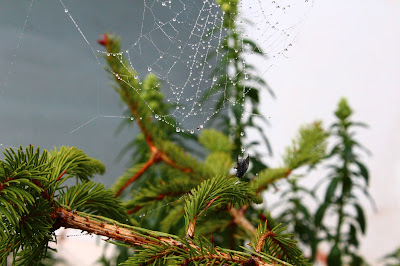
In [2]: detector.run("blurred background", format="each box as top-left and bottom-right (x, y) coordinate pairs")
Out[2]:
(0, 0), (399, 264)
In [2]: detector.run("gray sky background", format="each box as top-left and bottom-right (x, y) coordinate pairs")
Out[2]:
(0, 0), (148, 186)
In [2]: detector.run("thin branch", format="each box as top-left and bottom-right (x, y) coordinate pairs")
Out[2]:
(186, 196), (219, 239)
(160, 152), (193, 173)
(56, 169), (67, 182)
(56, 207), (176, 247)
(186, 217), (197, 239)
(181, 254), (262, 265)
(115, 153), (157, 197)
(256, 169), (292, 194)
(255, 229), (274, 253)
(229, 207), (256, 236)
(126, 190), (187, 214)
(55, 208), (270, 265)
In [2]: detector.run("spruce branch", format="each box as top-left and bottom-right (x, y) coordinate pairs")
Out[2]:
(49, 146), (105, 185)
(229, 207), (256, 236)
(0, 146), (120, 265)
(58, 181), (128, 223)
(53, 209), (274, 265)
(252, 122), (328, 193)
(100, 35), (234, 208)
(99, 34), (208, 195)
(0, 145), (304, 265)
(184, 175), (261, 239)
(124, 170), (193, 215)
(114, 153), (157, 197)
(198, 129), (235, 153)
(95, 33), (315, 264)
(250, 221), (310, 266)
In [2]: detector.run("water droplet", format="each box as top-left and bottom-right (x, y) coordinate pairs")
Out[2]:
(190, 129), (194, 134)
(130, 117), (134, 121)
(244, 74), (249, 80)
(213, 76), (217, 82)
(148, 67), (152, 71)
(241, 146), (245, 153)
(64, 9), (68, 13)
(155, 114), (159, 119)
(240, 132), (244, 136)
(176, 127), (181, 133)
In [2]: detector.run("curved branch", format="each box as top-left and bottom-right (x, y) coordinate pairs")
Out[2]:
(55, 208), (271, 265)
(115, 153), (157, 197)
(229, 207), (256, 236)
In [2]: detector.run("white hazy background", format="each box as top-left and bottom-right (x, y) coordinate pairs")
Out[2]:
(7, 0), (399, 265)
(260, 0), (400, 264)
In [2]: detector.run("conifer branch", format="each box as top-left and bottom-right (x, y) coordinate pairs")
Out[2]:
(93, 33), (318, 265)
(55, 208), (170, 247)
(55, 208), (273, 265)
(184, 176), (261, 239)
(229, 207), (256, 236)
(252, 122), (328, 193)
(250, 222), (310, 265)
(186, 195), (220, 238)
(0, 145), (305, 265)
(115, 153), (157, 197)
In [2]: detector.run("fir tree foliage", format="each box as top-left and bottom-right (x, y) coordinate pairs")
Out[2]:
(252, 122), (328, 192)
(184, 175), (262, 237)
(283, 121), (328, 169)
(1, 21), (374, 266)
(0, 144), (308, 265)
(199, 129), (235, 153)
(0, 146), (127, 265)
(94, 32), (335, 265)
(58, 181), (128, 223)
(250, 221), (310, 266)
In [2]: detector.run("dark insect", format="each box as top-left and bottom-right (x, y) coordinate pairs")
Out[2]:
(235, 154), (250, 178)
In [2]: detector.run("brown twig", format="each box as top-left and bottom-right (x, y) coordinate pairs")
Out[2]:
(186, 196), (220, 239)
(115, 153), (157, 197)
(181, 254), (255, 265)
(229, 207), (256, 236)
(160, 152), (193, 173)
(186, 217), (197, 239)
(204, 196), (220, 212)
(56, 169), (67, 182)
(55, 207), (269, 265)
(255, 230), (274, 253)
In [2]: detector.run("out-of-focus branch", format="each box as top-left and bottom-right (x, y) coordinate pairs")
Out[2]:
(229, 207), (256, 236)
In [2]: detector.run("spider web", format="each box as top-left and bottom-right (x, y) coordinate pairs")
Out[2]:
(0, 0), (312, 143)
(0, 0), (312, 259)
